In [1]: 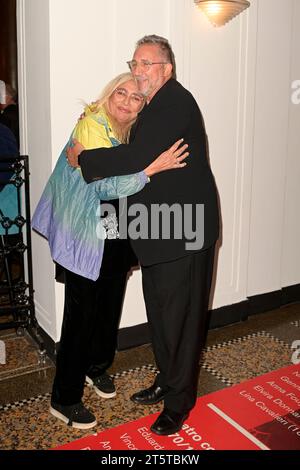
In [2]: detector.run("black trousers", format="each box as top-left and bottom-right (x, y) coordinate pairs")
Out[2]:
(52, 268), (127, 405)
(141, 245), (215, 414)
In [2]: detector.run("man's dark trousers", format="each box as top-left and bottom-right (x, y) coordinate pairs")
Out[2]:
(142, 245), (215, 414)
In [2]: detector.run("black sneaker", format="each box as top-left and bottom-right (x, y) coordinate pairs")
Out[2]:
(49, 401), (97, 429)
(86, 372), (116, 399)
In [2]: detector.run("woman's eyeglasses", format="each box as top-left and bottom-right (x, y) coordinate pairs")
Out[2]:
(113, 88), (144, 105)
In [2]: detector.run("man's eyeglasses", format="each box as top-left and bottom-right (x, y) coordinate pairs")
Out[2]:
(127, 60), (169, 72)
(113, 88), (144, 105)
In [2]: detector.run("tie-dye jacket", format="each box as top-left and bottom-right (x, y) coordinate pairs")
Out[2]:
(31, 107), (148, 280)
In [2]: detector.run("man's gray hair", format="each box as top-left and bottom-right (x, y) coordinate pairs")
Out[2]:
(136, 35), (177, 79)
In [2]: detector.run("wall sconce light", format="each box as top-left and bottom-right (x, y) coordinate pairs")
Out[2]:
(194, 0), (250, 27)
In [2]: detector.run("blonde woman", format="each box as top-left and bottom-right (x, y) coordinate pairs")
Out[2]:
(32, 72), (188, 429)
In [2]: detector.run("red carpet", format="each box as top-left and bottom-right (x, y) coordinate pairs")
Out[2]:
(55, 364), (300, 450)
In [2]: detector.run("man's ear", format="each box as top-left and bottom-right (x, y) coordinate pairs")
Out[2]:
(164, 63), (173, 78)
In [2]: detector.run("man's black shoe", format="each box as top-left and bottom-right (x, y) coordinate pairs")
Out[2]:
(150, 408), (189, 436)
(130, 384), (166, 405)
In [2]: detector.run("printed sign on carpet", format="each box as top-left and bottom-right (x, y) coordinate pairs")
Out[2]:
(55, 364), (300, 450)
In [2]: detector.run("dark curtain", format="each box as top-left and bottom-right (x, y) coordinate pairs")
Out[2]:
(0, 0), (17, 91)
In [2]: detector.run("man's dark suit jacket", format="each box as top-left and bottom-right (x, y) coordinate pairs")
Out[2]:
(80, 78), (219, 266)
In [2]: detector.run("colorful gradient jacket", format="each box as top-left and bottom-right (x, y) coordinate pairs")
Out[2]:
(31, 107), (148, 280)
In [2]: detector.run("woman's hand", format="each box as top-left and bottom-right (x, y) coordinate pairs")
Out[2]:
(144, 139), (189, 177)
(66, 139), (85, 168)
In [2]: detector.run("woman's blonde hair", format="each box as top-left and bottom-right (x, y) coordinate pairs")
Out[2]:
(91, 72), (143, 143)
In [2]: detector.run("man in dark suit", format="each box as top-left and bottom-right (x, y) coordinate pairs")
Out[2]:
(67, 35), (219, 435)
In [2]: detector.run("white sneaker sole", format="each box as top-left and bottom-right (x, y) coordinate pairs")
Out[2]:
(86, 376), (117, 399)
(49, 406), (97, 430)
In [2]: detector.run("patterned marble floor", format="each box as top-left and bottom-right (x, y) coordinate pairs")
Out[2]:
(0, 302), (299, 450)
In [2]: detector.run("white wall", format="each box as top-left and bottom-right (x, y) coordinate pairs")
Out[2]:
(247, 0), (294, 295)
(188, 0), (258, 307)
(281, 0), (300, 288)
(17, 0), (300, 341)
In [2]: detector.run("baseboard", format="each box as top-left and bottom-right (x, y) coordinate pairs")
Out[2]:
(117, 300), (249, 350)
(282, 283), (300, 305)
(248, 284), (300, 316)
(208, 300), (249, 329)
(117, 283), (300, 350)
(247, 290), (282, 316)
(37, 283), (300, 355)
